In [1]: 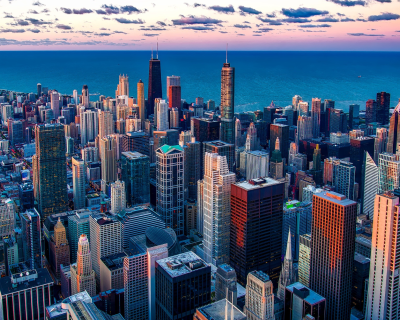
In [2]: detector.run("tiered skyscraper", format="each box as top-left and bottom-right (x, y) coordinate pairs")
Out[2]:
(148, 52), (162, 116)
(49, 218), (70, 279)
(220, 59), (235, 144)
(115, 74), (129, 97)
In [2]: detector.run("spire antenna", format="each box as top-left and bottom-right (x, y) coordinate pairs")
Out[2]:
(157, 38), (159, 59)
(226, 43), (228, 63)
(151, 46), (153, 59)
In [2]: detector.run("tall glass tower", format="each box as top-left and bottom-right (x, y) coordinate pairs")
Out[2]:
(148, 53), (162, 116)
(220, 60), (235, 145)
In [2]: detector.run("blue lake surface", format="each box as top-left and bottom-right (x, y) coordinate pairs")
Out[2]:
(0, 51), (399, 112)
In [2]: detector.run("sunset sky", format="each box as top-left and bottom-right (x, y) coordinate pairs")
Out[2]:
(0, 0), (399, 50)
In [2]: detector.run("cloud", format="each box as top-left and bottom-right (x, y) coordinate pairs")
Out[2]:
(281, 18), (312, 23)
(257, 17), (283, 25)
(157, 21), (167, 27)
(25, 18), (52, 25)
(42, 9), (50, 13)
(0, 38), (131, 46)
(357, 18), (367, 22)
(181, 26), (214, 30)
(28, 10), (39, 14)
(348, 32), (385, 36)
(113, 31), (127, 34)
(368, 12), (400, 21)
(341, 17), (355, 22)
(15, 20), (30, 26)
(299, 24), (331, 28)
(316, 17), (339, 22)
(4, 13), (14, 18)
(61, 8), (93, 15)
(120, 5), (144, 14)
(258, 27), (273, 32)
(329, 0), (366, 7)
(140, 26), (166, 31)
(219, 31), (228, 33)
(56, 24), (72, 30)
(237, 33), (245, 36)
(282, 7), (329, 18)
(143, 33), (159, 37)
(115, 18), (145, 24)
(172, 16), (223, 25)
(97, 4), (120, 15)
(375, 0), (391, 2)
(0, 29), (26, 33)
(208, 5), (235, 14)
(238, 6), (261, 15)
(32, 1), (44, 6)
(28, 28), (40, 33)
(233, 24), (251, 29)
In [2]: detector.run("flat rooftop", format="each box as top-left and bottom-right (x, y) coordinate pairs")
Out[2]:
(205, 140), (234, 147)
(354, 252), (370, 264)
(121, 151), (147, 159)
(286, 282), (325, 305)
(196, 299), (246, 320)
(101, 252), (127, 271)
(157, 251), (209, 278)
(235, 177), (282, 191)
(0, 268), (53, 295)
(314, 191), (357, 206)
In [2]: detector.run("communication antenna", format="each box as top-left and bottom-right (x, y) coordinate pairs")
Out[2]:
(157, 38), (159, 59)
(226, 43), (228, 63)
(151, 46), (153, 59)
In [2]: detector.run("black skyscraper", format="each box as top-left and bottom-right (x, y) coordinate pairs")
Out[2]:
(376, 92), (390, 125)
(148, 54), (162, 116)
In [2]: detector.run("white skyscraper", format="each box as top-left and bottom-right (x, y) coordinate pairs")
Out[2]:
(98, 110), (114, 139)
(0, 199), (15, 238)
(298, 101), (309, 117)
(81, 110), (99, 146)
(201, 152), (236, 265)
(362, 152), (378, 220)
(292, 95), (302, 110)
(366, 193), (400, 320)
(245, 150), (269, 180)
(50, 91), (60, 119)
(72, 157), (86, 210)
(378, 153), (400, 194)
(73, 89), (78, 105)
(111, 180), (126, 214)
(156, 100), (169, 131)
(235, 118), (243, 147)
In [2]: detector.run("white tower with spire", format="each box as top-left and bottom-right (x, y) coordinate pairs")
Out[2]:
(277, 228), (297, 300)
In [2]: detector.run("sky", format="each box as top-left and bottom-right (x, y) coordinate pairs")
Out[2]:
(0, 0), (399, 50)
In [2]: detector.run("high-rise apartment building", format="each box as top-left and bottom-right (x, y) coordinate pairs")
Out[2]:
(72, 157), (85, 210)
(156, 145), (184, 236)
(230, 178), (285, 285)
(310, 191), (357, 320)
(298, 233), (311, 287)
(0, 199), (15, 238)
(98, 110), (114, 139)
(81, 110), (99, 146)
(21, 209), (42, 270)
(311, 98), (321, 138)
(82, 84), (89, 108)
(366, 193), (400, 320)
(156, 99), (169, 130)
(115, 74), (129, 97)
(201, 153), (235, 265)
(386, 101), (400, 154)
(99, 136), (117, 193)
(378, 152), (400, 194)
(110, 180), (126, 214)
(215, 264), (238, 305)
(50, 91), (60, 118)
(374, 127), (387, 163)
(362, 152), (378, 219)
(203, 140), (235, 174)
(138, 79), (146, 121)
(89, 213), (122, 284)
(148, 53), (162, 116)
(220, 60), (235, 144)
(70, 234), (96, 296)
(297, 116), (313, 141)
(376, 91), (390, 125)
(33, 124), (68, 219)
(244, 271), (275, 320)
(49, 218), (70, 279)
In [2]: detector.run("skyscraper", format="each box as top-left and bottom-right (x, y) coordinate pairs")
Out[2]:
(230, 178), (285, 285)
(277, 229), (297, 300)
(33, 124), (68, 219)
(50, 91), (60, 119)
(156, 99), (169, 130)
(185, 137), (201, 199)
(298, 233), (311, 287)
(72, 157), (85, 210)
(376, 91), (390, 125)
(201, 153), (235, 265)
(100, 136), (117, 193)
(362, 152), (378, 219)
(98, 110), (114, 139)
(0, 199), (15, 238)
(270, 138), (284, 179)
(365, 99), (377, 124)
(333, 160), (356, 200)
(115, 74), (129, 97)
(110, 180), (126, 214)
(148, 52), (162, 116)
(378, 152), (400, 194)
(311, 98), (321, 138)
(297, 116), (313, 141)
(203, 140), (235, 177)
(49, 218), (70, 279)
(350, 136), (374, 185)
(270, 123), (289, 161)
(68, 210), (92, 264)
(215, 264), (238, 304)
(220, 60), (235, 144)
(37, 83), (41, 97)
(245, 122), (258, 151)
(310, 192), (357, 320)
(21, 209), (42, 270)
(386, 101), (400, 154)
(366, 193), (400, 320)
(82, 84), (89, 108)
(156, 145), (184, 236)
(374, 127), (387, 163)
(166, 75), (180, 101)
(138, 79), (146, 122)
(80, 110), (99, 146)
(70, 234), (96, 296)
(168, 86), (181, 111)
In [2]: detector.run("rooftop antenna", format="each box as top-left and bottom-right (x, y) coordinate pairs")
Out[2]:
(226, 43), (228, 63)
(151, 46), (153, 59)
(157, 38), (159, 59)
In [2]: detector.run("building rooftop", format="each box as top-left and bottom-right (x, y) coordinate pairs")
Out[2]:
(204, 140), (234, 147)
(286, 282), (325, 305)
(235, 177), (282, 191)
(354, 252), (370, 264)
(101, 252), (127, 271)
(159, 144), (183, 154)
(196, 299), (246, 320)
(314, 191), (357, 207)
(356, 235), (372, 248)
(121, 151), (148, 160)
(250, 270), (270, 283)
(157, 251), (209, 278)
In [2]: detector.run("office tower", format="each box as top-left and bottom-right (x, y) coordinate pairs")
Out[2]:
(37, 83), (41, 97)
(245, 150), (269, 180)
(352, 253), (370, 313)
(292, 95), (302, 109)
(284, 105), (294, 126)
(220, 60), (235, 144)
(82, 146), (99, 163)
(334, 160), (356, 200)
(374, 127), (387, 163)
(0, 199), (15, 238)
(169, 107), (178, 128)
(263, 103), (277, 124)
(115, 74), (129, 97)
(1, 104), (13, 125)
(362, 152), (378, 219)
(155, 252), (211, 320)
(310, 192), (357, 320)
(121, 151), (150, 206)
(50, 91), (60, 118)
(350, 136), (374, 185)
(185, 137), (201, 199)
(45, 108), (54, 123)
(298, 101), (309, 117)
(166, 75), (180, 101)
(235, 118), (243, 147)
(386, 101), (400, 153)
(194, 299), (246, 320)
(137, 79), (146, 121)
(82, 84), (89, 108)
(244, 271), (275, 320)
(366, 193), (400, 319)
(298, 233), (311, 287)
(98, 110), (114, 139)
(288, 142), (297, 165)
(270, 123), (289, 161)
(168, 86), (181, 110)
(297, 116), (313, 141)
(70, 234), (96, 296)
(81, 110), (99, 146)
(89, 213), (122, 283)
(8, 119), (24, 145)
(110, 180), (126, 214)
(148, 52), (162, 116)
(245, 122), (258, 151)
(270, 138), (284, 179)
(203, 140), (235, 175)
(284, 283), (326, 319)
(207, 99), (216, 110)
(376, 91), (390, 125)
(311, 98), (321, 138)
(378, 152), (400, 194)
(49, 218), (70, 279)
(329, 109), (347, 134)
(200, 153), (235, 265)
(349, 104), (360, 129)
(215, 264), (238, 304)
(68, 210), (92, 263)
(277, 229), (297, 300)
(230, 178), (285, 285)
(365, 99), (377, 124)
(0, 265), (53, 320)
(71, 157), (85, 210)
(21, 209), (42, 269)
(157, 99), (169, 130)
(33, 124), (67, 219)
(99, 136), (117, 193)
(191, 118), (220, 142)
(156, 145), (184, 236)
